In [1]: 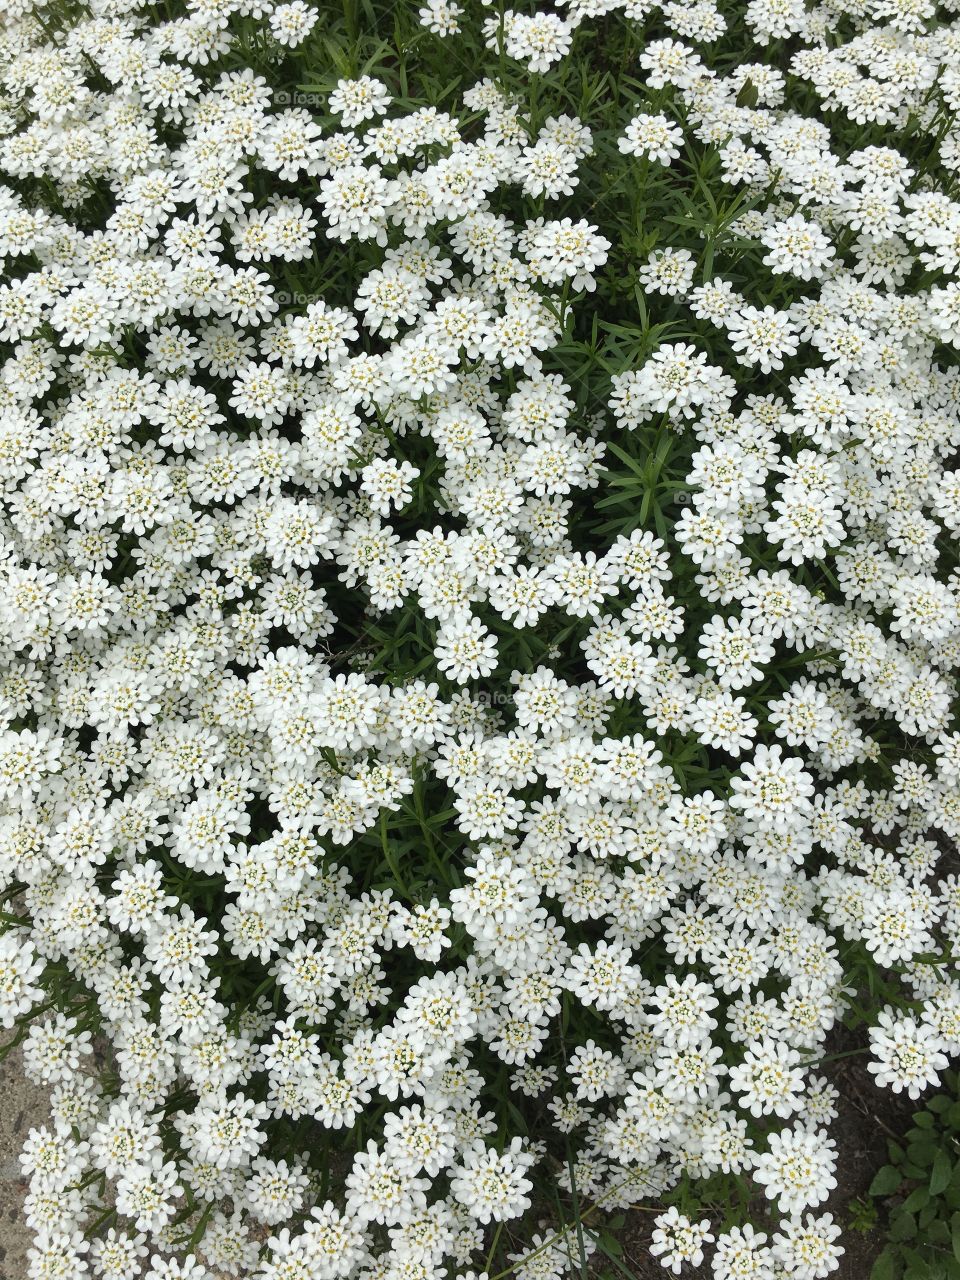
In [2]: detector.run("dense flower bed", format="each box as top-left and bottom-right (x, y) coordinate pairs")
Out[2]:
(1, 0), (960, 1275)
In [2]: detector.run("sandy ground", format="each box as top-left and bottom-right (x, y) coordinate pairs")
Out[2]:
(0, 1044), (49, 1280)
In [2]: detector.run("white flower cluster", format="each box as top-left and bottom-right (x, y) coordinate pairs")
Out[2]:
(0, 0), (959, 1276)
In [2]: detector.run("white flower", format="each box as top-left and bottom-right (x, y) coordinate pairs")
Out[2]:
(618, 113), (683, 164)
(435, 615), (499, 684)
(761, 215), (836, 281)
(317, 164), (390, 243)
(726, 305), (799, 372)
(649, 974), (720, 1048)
(771, 1214), (844, 1279)
(360, 458), (420, 515)
(729, 1038), (806, 1119)
(754, 1126), (837, 1216)
(269, 2), (319, 47)
(729, 746), (815, 829)
(867, 1010), (949, 1098)
(712, 1224), (774, 1280)
(0, 933), (45, 1028)
(3, 0), (960, 1271)
(449, 1139), (534, 1223)
(329, 77), (391, 127)
(650, 1207), (715, 1274)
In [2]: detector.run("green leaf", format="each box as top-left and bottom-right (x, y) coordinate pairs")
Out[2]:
(902, 1247), (938, 1279)
(918, 1204), (938, 1230)
(598, 1232), (623, 1258)
(871, 1166), (905, 1196)
(889, 1211), (917, 1242)
(902, 1185), (931, 1214)
(870, 1249), (897, 1280)
(907, 1140), (936, 1168)
(951, 1210), (960, 1262)
(932, 1150), (954, 1197)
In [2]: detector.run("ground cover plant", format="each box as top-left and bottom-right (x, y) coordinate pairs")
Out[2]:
(868, 1070), (960, 1279)
(1, 0), (960, 1274)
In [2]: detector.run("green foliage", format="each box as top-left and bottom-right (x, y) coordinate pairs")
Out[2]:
(870, 1074), (960, 1280)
